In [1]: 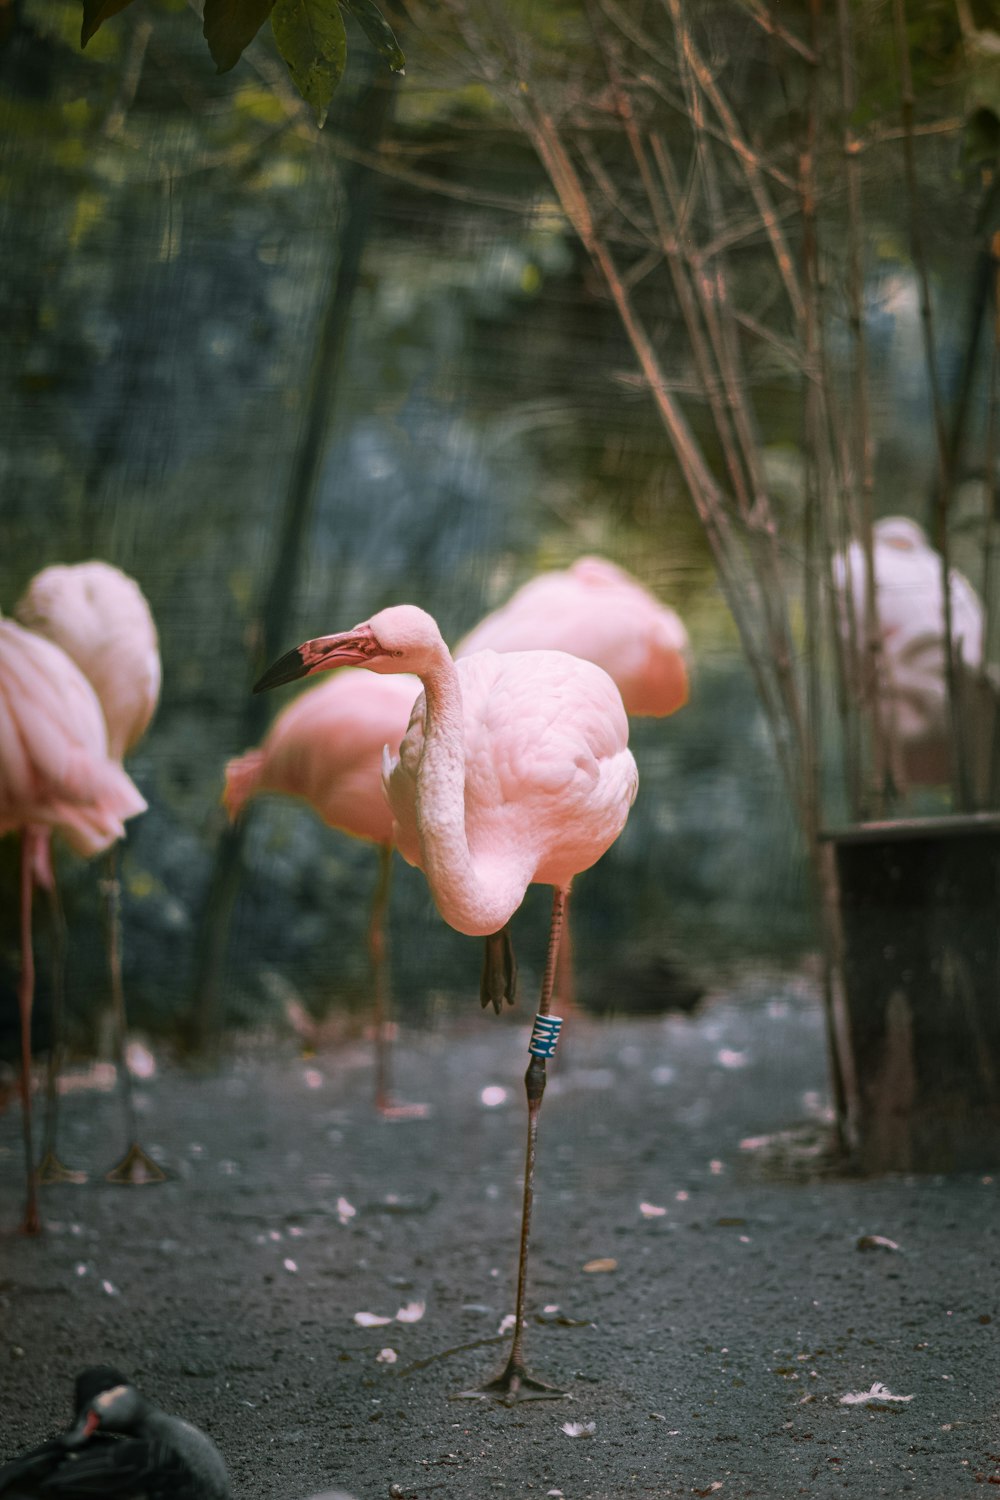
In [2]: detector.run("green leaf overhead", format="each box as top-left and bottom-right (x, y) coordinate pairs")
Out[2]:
(80, 0), (139, 48)
(203, 0), (279, 73)
(340, 0), (405, 73)
(271, 0), (347, 127)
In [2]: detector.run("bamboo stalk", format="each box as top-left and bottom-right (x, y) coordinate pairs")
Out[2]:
(582, 9), (756, 520)
(741, 0), (820, 64)
(834, 0), (890, 816)
(665, 0), (805, 328)
(512, 89), (808, 813)
(891, 0), (969, 808)
(798, 0), (827, 845)
(984, 242), (1000, 806)
(665, 0), (811, 807)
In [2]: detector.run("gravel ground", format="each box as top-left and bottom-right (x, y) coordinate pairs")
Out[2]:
(1, 974), (999, 1499)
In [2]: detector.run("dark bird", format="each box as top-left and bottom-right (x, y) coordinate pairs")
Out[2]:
(0, 1366), (231, 1498)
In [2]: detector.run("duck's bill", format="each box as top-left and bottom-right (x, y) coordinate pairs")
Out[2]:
(253, 626), (380, 693)
(63, 1409), (101, 1447)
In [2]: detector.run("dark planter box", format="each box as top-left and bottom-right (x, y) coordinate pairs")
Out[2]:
(823, 814), (1000, 1174)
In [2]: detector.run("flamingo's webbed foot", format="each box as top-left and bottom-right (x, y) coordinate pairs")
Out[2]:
(104, 1142), (167, 1185)
(454, 1357), (566, 1404)
(37, 1150), (87, 1186)
(480, 926), (518, 1014)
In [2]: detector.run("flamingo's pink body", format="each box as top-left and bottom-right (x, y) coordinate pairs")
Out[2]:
(456, 557), (687, 1011)
(0, 615), (146, 1230)
(255, 604), (637, 1398)
(16, 560), (161, 762)
(14, 561), (161, 1185)
(455, 556), (689, 719)
(0, 620), (146, 854)
(225, 669), (419, 844)
(387, 645), (637, 935)
(833, 516), (988, 787)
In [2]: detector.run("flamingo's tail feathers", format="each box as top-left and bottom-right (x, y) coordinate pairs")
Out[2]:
(223, 749), (266, 822)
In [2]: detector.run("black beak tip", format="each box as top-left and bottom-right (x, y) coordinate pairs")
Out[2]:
(253, 648), (306, 694)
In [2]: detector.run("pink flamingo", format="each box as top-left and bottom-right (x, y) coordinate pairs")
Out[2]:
(255, 604), (638, 1401)
(223, 668), (424, 1115)
(456, 555), (689, 1008)
(15, 561), (162, 1184)
(455, 556), (689, 716)
(0, 617), (146, 1232)
(833, 516), (989, 793)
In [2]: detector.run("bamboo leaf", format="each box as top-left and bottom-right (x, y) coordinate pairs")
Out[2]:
(339, 0), (404, 73)
(271, 0), (347, 126)
(203, 0), (278, 73)
(80, 0), (138, 48)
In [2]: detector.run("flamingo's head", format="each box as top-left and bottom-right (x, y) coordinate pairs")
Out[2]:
(254, 605), (445, 692)
(875, 516), (928, 553)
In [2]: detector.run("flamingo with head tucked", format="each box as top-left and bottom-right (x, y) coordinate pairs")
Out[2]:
(255, 603), (637, 1402)
(15, 560), (162, 1185)
(456, 555), (689, 716)
(0, 616), (146, 1232)
(833, 516), (994, 798)
(224, 668), (424, 1115)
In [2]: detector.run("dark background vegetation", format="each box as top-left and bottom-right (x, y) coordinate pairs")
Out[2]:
(1, 0), (996, 1054)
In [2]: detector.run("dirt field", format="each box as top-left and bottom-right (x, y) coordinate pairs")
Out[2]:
(2, 975), (999, 1498)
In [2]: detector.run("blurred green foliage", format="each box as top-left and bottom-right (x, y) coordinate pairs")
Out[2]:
(3, 0), (993, 1055)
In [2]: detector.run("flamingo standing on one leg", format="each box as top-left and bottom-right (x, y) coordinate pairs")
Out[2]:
(223, 668), (425, 1116)
(456, 556), (689, 1010)
(0, 617), (146, 1232)
(255, 604), (637, 1402)
(15, 561), (162, 1184)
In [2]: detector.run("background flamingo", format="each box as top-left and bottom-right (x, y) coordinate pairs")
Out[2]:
(456, 555), (689, 1010)
(255, 604), (637, 1402)
(0, 617), (146, 1232)
(15, 561), (162, 1184)
(456, 555), (689, 717)
(833, 516), (996, 800)
(223, 668), (422, 1114)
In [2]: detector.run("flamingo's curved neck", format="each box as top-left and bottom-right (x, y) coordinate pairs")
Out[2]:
(415, 654), (528, 937)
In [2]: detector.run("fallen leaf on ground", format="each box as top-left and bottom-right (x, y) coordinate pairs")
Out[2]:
(395, 1300), (425, 1323)
(582, 1258), (617, 1273)
(639, 1202), (667, 1218)
(336, 1196), (356, 1225)
(857, 1234), (900, 1252)
(354, 1311), (394, 1327)
(561, 1421), (596, 1437)
(376, 1347), (397, 1363)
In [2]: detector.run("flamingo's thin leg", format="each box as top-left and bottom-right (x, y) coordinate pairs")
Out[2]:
(103, 844), (166, 1184)
(18, 833), (41, 1235)
(457, 885), (569, 1402)
(37, 872), (87, 1185)
(370, 842), (394, 1112)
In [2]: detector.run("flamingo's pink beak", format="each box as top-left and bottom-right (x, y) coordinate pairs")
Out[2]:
(254, 624), (382, 693)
